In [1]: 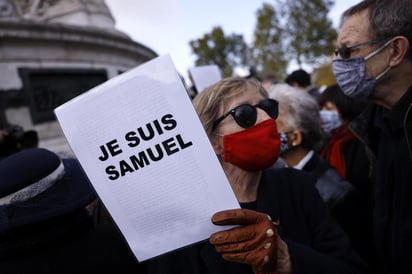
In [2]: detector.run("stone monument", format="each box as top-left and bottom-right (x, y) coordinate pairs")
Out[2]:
(0, 0), (158, 154)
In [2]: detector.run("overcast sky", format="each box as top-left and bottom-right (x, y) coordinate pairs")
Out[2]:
(105, 0), (360, 80)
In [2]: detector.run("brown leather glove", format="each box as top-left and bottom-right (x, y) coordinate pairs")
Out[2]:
(210, 208), (279, 274)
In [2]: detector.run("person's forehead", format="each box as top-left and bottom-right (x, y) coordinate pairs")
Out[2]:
(323, 101), (338, 110)
(222, 89), (262, 110)
(338, 9), (371, 46)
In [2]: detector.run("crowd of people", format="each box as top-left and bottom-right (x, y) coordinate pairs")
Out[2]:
(0, 0), (411, 273)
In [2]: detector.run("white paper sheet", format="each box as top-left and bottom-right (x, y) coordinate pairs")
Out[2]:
(189, 64), (222, 93)
(54, 55), (239, 262)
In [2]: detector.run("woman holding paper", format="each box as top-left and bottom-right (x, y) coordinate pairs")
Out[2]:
(146, 77), (366, 274)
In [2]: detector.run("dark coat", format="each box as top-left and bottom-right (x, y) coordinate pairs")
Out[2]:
(302, 152), (375, 270)
(145, 168), (366, 274)
(0, 208), (145, 274)
(302, 152), (354, 211)
(349, 85), (412, 274)
(342, 136), (372, 199)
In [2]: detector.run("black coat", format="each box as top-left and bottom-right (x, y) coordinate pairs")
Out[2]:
(302, 152), (354, 211)
(349, 85), (412, 274)
(0, 208), (145, 274)
(145, 168), (366, 274)
(302, 152), (375, 271)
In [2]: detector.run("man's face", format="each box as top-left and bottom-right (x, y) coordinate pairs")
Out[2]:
(337, 9), (390, 79)
(337, 9), (373, 60)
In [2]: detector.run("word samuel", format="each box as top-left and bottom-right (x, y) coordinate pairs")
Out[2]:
(97, 114), (193, 180)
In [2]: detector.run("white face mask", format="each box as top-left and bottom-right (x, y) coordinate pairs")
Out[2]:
(320, 110), (342, 133)
(332, 39), (392, 99)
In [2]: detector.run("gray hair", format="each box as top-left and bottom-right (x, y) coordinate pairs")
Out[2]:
(342, 0), (412, 58)
(267, 83), (325, 151)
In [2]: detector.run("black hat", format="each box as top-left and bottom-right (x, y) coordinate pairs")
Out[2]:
(0, 148), (96, 232)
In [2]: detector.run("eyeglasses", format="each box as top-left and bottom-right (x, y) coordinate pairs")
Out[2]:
(334, 37), (386, 59)
(212, 98), (279, 130)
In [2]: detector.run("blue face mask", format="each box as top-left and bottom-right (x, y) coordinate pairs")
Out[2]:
(332, 39), (392, 99)
(279, 132), (290, 155)
(319, 110), (342, 134)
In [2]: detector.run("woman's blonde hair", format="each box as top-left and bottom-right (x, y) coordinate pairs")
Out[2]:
(192, 77), (268, 136)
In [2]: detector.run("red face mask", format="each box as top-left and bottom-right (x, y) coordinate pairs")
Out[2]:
(222, 119), (280, 171)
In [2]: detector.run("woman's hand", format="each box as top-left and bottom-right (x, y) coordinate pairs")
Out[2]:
(210, 208), (287, 274)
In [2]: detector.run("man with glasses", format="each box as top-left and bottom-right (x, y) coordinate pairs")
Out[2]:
(333, 1), (412, 274)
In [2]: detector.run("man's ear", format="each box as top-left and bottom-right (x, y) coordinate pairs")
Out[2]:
(289, 130), (303, 147)
(389, 36), (410, 67)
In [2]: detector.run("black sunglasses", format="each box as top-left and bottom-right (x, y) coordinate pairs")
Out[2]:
(212, 98), (279, 130)
(334, 37), (386, 59)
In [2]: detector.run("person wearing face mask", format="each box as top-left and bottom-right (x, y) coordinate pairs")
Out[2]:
(318, 85), (375, 270)
(267, 83), (369, 263)
(318, 85), (370, 198)
(145, 77), (366, 274)
(333, 1), (412, 274)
